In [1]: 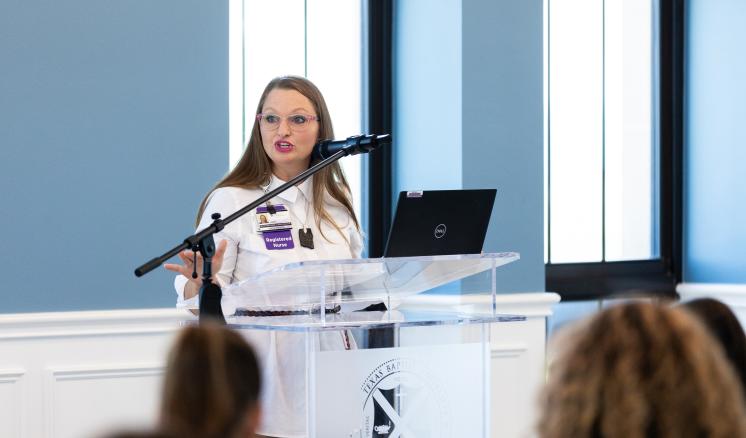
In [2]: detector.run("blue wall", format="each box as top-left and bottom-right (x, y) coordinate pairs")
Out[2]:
(684, 0), (746, 282)
(462, 0), (544, 292)
(0, 0), (546, 313)
(0, 0), (229, 312)
(394, 0), (545, 292)
(394, 0), (462, 194)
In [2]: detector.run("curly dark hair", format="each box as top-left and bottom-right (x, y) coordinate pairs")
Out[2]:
(537, 301), (746, 438)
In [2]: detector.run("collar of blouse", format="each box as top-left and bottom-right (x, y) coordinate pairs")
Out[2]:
(260, 174), (314, 205)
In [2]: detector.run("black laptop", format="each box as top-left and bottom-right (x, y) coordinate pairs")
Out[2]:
(383, 189), (497, 257)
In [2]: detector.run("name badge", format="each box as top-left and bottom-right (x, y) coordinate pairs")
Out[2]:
(263, 229), (295, 250)
(255, 204), (292, 233)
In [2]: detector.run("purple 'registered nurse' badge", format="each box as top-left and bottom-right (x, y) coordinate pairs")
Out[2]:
(263, 229), (295, 250)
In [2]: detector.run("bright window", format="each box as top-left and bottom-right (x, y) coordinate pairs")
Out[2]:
(229, 0), (363, 218)
(546, 0), (658, 264)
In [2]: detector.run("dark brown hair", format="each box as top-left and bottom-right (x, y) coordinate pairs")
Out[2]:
(196, 76), (358, 240)
(682, 297), (746, 392)
(159, 323), (261, 438)
(538, 302), (746, 438)
(101, 431), (176, 438)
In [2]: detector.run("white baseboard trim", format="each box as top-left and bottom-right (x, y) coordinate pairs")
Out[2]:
(47, 363), (165, 381)
(400, 292), (561, 317)
(0, 308), (194, 340)
(677, 283), (746, 306)
(491, 343), (529, 359)
(0, 368), (26, 382)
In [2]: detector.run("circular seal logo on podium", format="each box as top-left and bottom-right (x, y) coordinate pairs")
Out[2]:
(360, 357), (450, 437)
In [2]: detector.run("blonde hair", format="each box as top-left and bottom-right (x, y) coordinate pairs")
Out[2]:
(537, 302), (746, 438)
(196, 76), (359, 240)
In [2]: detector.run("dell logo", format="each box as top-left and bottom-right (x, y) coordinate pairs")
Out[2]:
(434, 224), (447, 239)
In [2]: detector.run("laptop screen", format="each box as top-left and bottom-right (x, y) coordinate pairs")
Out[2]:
(383, 189), (497, 258)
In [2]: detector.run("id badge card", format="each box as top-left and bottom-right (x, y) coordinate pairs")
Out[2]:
(255, 204), (295, 250)
(254, 205), (292, 233)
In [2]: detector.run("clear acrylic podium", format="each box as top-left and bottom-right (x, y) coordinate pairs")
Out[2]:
(217, 252), (524, 438)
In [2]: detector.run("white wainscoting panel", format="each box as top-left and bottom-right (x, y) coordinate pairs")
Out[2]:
(46, 364), (165, 438)
(0, 368), (26, 438)
(0, 308), (192, 438)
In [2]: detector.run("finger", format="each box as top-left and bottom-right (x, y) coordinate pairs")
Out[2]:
(214, 240), (228, 258)
(177, 251), (193, 264)
(180, 251), (204, 265)
(163, 263), (185, 274)
(212, 240), (228, 274)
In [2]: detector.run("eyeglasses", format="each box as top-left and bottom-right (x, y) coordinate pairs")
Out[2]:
(256, 113), (319, 131)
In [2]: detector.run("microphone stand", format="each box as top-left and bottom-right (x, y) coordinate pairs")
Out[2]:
(136, 133), (390, 323)
(135, 148), (351, 324)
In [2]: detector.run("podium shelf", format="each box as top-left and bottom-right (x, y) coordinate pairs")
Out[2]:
(224, 309), (525, 332)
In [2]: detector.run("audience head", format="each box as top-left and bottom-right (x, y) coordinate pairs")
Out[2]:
(538, 301), (746, 438)
(682, 297), (746, 391)
(159, 323), (262, 438)
(102, 431), (176, 438)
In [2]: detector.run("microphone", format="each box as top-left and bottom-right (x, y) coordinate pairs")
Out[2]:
(312, 134), (391, 160)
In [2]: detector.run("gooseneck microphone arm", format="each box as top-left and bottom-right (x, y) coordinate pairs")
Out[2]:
(134, 133), (390, 323)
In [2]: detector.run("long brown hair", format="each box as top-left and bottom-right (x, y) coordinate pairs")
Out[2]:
(196, 76), (359, 240)
(159, 323), (261, 438)
(537, 302), (746, 438)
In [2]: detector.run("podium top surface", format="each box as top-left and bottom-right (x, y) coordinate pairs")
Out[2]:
(221, 252), (520, 312)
